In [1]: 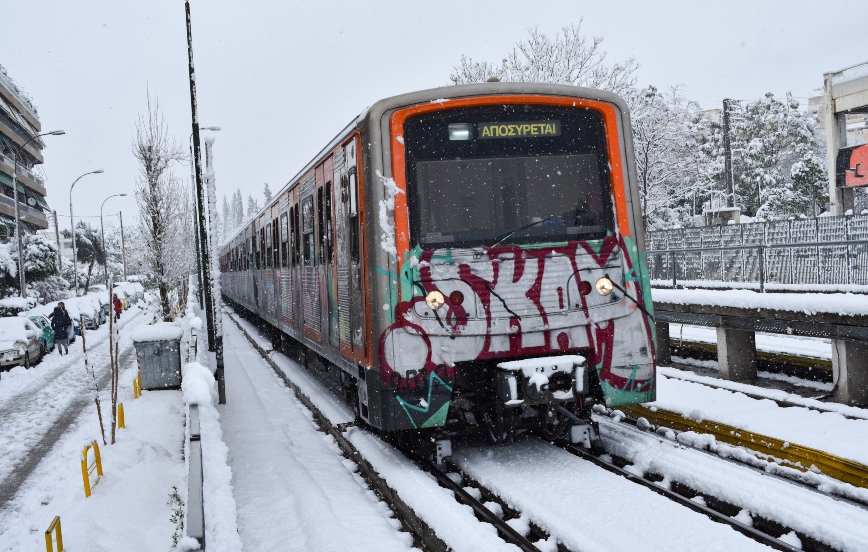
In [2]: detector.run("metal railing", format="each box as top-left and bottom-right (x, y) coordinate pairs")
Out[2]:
(187, 404), (205, 549)
(647, 214), (868, 290)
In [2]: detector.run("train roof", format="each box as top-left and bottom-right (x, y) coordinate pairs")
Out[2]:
(222, 82), (632, 248)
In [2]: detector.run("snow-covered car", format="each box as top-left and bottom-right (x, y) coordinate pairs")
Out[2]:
(27, 314), (55, 353)
(0, 317), (43, 369)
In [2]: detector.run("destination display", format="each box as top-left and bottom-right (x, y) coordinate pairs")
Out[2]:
(477, 120), (561, 139)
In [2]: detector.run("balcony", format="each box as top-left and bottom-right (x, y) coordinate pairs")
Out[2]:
(0, 150), (46, 195)
(0, 193), (48, 229)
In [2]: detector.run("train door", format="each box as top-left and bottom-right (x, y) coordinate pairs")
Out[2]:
(301, 175), (320, 337)
(336, 138), (366, 361)
(317, 179), (328, 342)
(279, 202), (292, 329)
(326, 179), (339, 347)
(252, 221), (260, 313)
(292, 189), (303, 332)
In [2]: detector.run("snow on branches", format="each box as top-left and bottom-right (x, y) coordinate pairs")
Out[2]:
(133, 95), (194, 321)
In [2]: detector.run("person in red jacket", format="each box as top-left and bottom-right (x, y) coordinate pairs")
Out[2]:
(113, 294), (122, 322)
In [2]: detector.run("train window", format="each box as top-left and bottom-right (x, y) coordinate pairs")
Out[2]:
(403, 104), (613, 249)
(348, 168), (358, 217)
(289, 206), (296, 265)
(266, 224), (272, 269)
(294, 205), (301, 265)
(273, 219), (279, 268)
(317, 187), (325, 265)
(302, 195), (314, 265)
(260, 227), (266, 270)
(280, 213), (289, 267)
(325, 181), (334, 264)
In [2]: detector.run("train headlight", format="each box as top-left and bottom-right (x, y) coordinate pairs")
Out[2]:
(595, 277), (614, 296)
(425, 290), (446, 310)
(448, 123), (472, 141)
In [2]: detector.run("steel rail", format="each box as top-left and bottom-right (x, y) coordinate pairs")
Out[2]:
(559, 442), (800, 552)
(619, 404), (868, 489)
(228, 314), (541, 552)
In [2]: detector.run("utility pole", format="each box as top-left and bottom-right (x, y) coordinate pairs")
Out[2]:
(722, 98), (735, 208)
(119, 211), (127, 281)
(203, 137), (226, 404)
(53, 210), (62, 274)
(185, 0), (216, 353)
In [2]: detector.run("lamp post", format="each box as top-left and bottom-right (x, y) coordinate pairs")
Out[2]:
(69, 170), (104, 296)
(10, 130), (65, 297)
(100, 194), (126, 288)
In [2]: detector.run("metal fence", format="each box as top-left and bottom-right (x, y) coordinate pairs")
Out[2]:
(646, 214), (868, 290)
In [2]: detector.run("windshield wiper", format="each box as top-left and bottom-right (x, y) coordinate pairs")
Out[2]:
(489, 216), (553, 248)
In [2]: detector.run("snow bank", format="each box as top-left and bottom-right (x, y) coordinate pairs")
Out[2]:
(0, 296), (37, 316)
(0, 317), (31, 347)
(131, 322), (184, 343)
(653, 288), (868, 317)
(180, 360), (242, 551)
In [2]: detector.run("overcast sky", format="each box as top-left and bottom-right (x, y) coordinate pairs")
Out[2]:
(2, 0), (864, 230)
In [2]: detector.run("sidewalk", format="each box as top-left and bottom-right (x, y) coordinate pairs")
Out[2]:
(218, 320), (414, 551)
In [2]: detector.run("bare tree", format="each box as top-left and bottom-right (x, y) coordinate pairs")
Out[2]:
(133, 96), (193, 321)
(450, 22), (639, 97)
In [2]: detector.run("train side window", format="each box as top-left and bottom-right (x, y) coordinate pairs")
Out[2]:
(349, 169), (360, 263)
(260, 228), (266, 269)
(302, 195), (314, 265)
(280, 213), (289, 267)
(272, 219), (279, 267)
(317, 187), (325, 265)
(289, 206), (296, 265)
(325, 181), (333, 264)
(266, 224), (272, 269)
(294, 205), (301, 265)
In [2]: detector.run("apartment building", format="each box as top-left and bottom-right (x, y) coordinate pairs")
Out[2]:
(0, 64), (51, 242)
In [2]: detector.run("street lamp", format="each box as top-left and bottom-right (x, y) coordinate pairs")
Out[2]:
(100, 193), (126, 288)
(69, 169), (104, 296)
(10, 129), (65, 297)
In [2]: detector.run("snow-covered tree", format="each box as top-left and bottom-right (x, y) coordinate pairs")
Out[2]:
(450, 22), (639, 97)
(232, 189), (244, 228)
(0, 234), (70, 301)
(222, 195), (230, 241)
(730, 93), (823, 217)
(133, 95), (193, 321)
(247, 194), (259, 220)
(263, 182), (272, 204)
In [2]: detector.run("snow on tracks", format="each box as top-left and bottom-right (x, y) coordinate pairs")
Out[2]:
(453, 439), (772, 552)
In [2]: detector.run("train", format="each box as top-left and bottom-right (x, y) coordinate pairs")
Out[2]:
(220, 82), (656, 456)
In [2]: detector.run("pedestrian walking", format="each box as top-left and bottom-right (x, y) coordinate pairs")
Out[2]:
(113, 294), (122, 322)
(49, 302), (72, 355)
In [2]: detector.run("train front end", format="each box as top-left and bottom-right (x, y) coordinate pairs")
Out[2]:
(367, 87), (656, 443)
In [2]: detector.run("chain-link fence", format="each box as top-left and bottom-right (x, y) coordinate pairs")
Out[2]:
(647, 215), (868, 290)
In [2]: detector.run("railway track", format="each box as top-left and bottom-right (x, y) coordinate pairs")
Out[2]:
(229, 313), (846, 551)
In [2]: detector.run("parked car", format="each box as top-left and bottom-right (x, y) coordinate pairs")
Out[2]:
(71, 318), (81, 339)
(80, 312), (99, 330)
(0, 317), (43, 369)
(28, 314), (55, 354)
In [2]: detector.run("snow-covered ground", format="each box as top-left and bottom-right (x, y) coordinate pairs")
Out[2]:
(0, 305), (186, 551)
(218, 321), (415, 551)
(650, 368), (868, 466)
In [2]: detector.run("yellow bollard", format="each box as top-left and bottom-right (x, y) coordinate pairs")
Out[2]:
(44, 516), (63, 552)
(133, 378), (140, 399)
(81, 441), (104, 498)
(118, 403), (125, 429)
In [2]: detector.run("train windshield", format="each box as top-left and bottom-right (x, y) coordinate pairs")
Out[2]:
(403, 104), (614, 250)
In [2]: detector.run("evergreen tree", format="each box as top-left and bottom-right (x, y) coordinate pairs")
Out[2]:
(222, 195), (231, 239)
(247, 194), (259, 219)
(263, 182), (272, 204)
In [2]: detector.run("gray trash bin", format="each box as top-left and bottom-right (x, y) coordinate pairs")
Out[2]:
(131, 323), (184, 390)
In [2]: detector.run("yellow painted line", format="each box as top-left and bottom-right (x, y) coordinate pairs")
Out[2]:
(620, 404), (868, 489)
